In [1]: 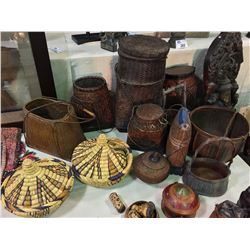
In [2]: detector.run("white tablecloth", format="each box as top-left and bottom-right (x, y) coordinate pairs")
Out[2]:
(1, 128), (249, 218)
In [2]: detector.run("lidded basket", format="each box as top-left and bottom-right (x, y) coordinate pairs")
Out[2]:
(161, 182), (200, 218)
(1, 158), (74, 217)
(132, 151), (170, 184)
(71, 134), (133, 187)
(117, 35), (170, 83)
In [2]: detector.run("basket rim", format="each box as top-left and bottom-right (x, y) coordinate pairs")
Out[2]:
(190, 105), (249, 140)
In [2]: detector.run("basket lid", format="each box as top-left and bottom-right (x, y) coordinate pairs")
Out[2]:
(162, 182), (199, 216)
(136, 103), (164, 121)
(165, 65), (195, 78)
(141, 151), (169, 171)
(1, 158), (74, 217)
(118, 35), (170, 58)
(71, 134), (133, 187)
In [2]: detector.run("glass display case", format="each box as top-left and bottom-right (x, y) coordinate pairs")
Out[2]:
(1, 32), (56, 128)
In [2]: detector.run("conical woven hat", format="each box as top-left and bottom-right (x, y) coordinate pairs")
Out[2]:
(1, 158), (74, 217)
(71, 134), (133, 187)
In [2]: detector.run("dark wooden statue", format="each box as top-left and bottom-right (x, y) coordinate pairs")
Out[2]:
(203, 32), (243, 108)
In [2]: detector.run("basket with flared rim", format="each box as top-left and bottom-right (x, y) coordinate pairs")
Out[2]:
(1, 158), (74, 217)
(71, 134), (133, 188)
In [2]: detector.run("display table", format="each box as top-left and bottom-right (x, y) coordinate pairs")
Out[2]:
(1, 128), (249, 218)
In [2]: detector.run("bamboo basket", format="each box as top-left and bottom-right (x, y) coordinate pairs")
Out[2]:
(1, 158), (74, 217)
(71, 134), (133, 188)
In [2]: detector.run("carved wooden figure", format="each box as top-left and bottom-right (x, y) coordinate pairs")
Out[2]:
(203, 32), (243, 108)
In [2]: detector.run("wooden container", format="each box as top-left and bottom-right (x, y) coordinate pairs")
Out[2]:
(23, 97), (95, 161)
(164, 65), (197, 109)
(127, 103), (168, 152)
(125, 201), (159, 218)
(183, 137), (233, 197)
(161, 182), (200, 218)
(71, 76), (114, 131)
(132, 151), (170, 184)
(115, 69), (164, 132)
(1, 158), (74, 218)
(166, 107), (191, 172)
(117, 35), (169, 84)
(190, 105), (249, 162)
(71, 134), (133, 188)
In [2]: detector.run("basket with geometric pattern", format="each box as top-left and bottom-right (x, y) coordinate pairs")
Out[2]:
(1, 158), (74, 218)
(71, 134), (133, 188)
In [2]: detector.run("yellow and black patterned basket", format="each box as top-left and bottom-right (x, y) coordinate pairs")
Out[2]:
(71, 134), (133, 188)
(1, 158), (74, 217)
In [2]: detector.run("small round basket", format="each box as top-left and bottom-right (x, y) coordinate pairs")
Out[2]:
(1, 158), (74, 218)
(71, 134), (133, 188)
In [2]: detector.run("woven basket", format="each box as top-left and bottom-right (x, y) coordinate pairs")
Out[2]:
(117, 35), (169, 83)
(71, 134), (133, 188)
(1, 158), (74, 217)
(71, 76), (114, 131)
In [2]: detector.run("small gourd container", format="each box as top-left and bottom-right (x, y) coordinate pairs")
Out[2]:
(132, 151), (170, 184)
(1, 158), (74, 218)
(161, 182), (200, 218)
(71, 134), (133, 188)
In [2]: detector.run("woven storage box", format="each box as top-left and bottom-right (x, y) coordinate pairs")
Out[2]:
(71, 134), (133, 187)
(117, 35), (169, 83)
(1, 158), (74, 217)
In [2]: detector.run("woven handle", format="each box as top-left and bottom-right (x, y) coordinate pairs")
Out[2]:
(192, 137), (236, 167)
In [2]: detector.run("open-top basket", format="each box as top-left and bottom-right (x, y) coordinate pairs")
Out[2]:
(183, 137), (234, 197)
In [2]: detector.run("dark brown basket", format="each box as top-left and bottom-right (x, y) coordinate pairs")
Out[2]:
(117, 35), (169, 83)
(190, 105), (249, 162)
(71, 76), (114, 131)
(115, 71), (164, 132)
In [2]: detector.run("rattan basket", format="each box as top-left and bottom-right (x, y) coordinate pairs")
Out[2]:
(1, 158), (74, 217)
(71, 134), (133, 187)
